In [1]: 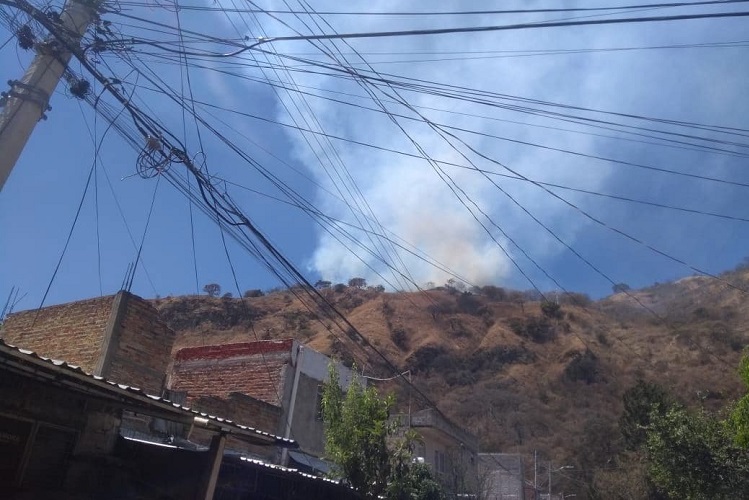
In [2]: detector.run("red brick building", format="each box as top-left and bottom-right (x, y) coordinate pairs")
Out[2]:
(0, 291), (360, 499)
(169, 339), (360, 471)
(1, 291), (175, 394)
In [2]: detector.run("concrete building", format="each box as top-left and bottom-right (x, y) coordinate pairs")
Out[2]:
(479, 453), (527, 500)
(168, 339), (360, 471)
(396, 408), (480, 497)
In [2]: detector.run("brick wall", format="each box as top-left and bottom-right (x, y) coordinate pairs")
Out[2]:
(0, 295), (115, 372)
(192, 392), (283, 436)
(184, 393), (283, 461)
(169, 341), (294, 406)
(1, 292), (177, 395)
(106, 294), (176, 394)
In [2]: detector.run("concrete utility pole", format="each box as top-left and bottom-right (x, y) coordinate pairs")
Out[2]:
(0, 0), (96, 191)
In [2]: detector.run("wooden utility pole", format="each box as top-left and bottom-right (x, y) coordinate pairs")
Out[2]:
(0, 0), (96, 191)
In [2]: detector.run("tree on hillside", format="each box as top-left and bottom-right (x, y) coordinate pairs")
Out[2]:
(203, 283), (221, 297)
(348, 277), (367, 289)
(321, 365), (445, 500)
(620, 380), (671, 451)
(612, 283), (631, 294)
(315, 280), (332, 289)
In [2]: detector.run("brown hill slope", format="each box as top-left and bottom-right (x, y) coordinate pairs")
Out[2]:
(153, 272), (749, 488)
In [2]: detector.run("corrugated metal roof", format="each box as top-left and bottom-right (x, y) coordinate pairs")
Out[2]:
(238, 456), (340, 484)
(0, 338), (296, 448)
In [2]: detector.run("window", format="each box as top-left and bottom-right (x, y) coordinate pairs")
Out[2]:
(434, 450), (446, 474)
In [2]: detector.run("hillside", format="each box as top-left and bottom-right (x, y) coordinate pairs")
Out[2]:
(153, 269), (749, 494)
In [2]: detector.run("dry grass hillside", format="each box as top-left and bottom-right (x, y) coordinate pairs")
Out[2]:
(153, 269), (749, 491)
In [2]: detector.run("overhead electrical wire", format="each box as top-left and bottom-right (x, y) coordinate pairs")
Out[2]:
(115, 0), (749, 16)
(4, 0), (745, 418)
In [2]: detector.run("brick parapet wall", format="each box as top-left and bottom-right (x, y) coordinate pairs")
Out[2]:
(169, 343), (293, 406)
(192, 392), (283, 436)
(174, 339), (295, 362)
(0, 295), (115, 372)
(106, 294), (176, 394)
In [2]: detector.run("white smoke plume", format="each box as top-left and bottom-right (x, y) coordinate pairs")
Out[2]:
(250, 1), (749, 290)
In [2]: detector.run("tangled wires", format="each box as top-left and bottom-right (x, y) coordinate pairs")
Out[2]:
(136, 135), (172, 178)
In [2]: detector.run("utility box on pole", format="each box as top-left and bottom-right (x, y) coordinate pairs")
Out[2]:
(0, 0), (96, 191)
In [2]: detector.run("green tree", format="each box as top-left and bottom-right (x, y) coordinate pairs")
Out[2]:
(620, 380), (671, 450)
(321, 365), (445, 500)
(728, 351), (749, 446)
(645, 405), (749, 499)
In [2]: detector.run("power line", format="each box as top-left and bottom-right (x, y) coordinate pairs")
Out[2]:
(101, 7), (749, 58)
(237, 10), (749, 52)
(124, 0), (749, 16)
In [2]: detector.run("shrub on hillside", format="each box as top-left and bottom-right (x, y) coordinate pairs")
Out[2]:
(559, 292), (592, 307)
(456, 292), (485, 316)
(508, 316), (556, 343)
(407, 345), (450, 374)
(564, 349), (600, 384)
(391, 328), (409, 351)
(541, 300), (563, 319)
(243, 289), (265, 298)
(480, 285), (507, 301)
(427, 300), (454, 319)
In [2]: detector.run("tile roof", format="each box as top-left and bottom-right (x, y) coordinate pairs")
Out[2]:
(0, 338), (296, 448)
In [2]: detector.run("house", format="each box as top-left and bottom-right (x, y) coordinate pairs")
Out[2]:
(395, 408), (480, 496)
(0, 290), (176, 395)
(0, 291), (360, 499)
(479, 453), (527, 500)
(0, 337), (295, 499)
(168, 339), (361, 472)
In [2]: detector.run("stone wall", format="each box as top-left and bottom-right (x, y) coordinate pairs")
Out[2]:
(0, 295), (115, 372)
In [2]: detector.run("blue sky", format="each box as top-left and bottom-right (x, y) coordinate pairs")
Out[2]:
(2, 0), (749, 311)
